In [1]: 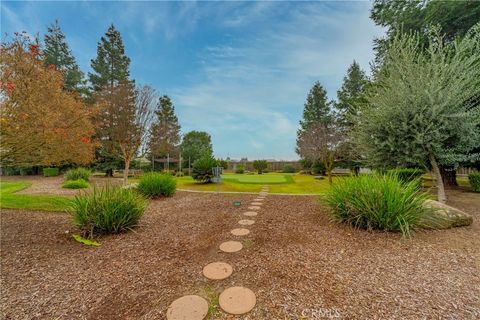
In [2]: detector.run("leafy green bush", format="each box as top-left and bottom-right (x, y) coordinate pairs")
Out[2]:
(62, 179), (89, 189)
(235, 165), (245, 174)
(388, 168), (424, 184)
(43, 167), (59, 177)
(253, 160), (268, 174)
(469, 172), (480, 192)
(312, 160), (326, 175)
(322, 174), (431, 237)
(65, 167), (91, 181)
(138, 172), (177, 198)
(192, 156), (217, 183)
(69, 186), (146, 236)
(282, 165), (296, 173)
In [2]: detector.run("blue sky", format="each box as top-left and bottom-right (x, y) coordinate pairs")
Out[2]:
(1, 1), (384, 160)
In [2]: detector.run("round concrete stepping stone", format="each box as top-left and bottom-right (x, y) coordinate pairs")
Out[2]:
(203, 262), (233, 280)
(166, 295), (208, 320)
(238, 219), (255, 225)
(231, 228), (250, 236)
(250, 202), (262, 206)
(219, 241), (243, 253)
(219, 286), (256, 315)
(248, 206), (260, 210)
(243, 211), (258, 217)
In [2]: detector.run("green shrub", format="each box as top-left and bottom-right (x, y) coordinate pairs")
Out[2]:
(388, 168), (424, 184)
(43, 167), (59, 177)
(282, 165), (296, 173)
(469, 172), (480, 192)
(192, 156), (217, 183)
(137, 172), (177, 198)
(65, 167), (91, 181)
(312, 160), (326, 175)
(253, 160), (268, 174)
(322, 174), (431, 237)
(62, 179), (89, 189)
(69, 186), (146, 236)
(235, 164), (245, 174)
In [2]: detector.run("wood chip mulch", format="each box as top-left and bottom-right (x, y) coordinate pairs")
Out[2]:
(1, 190), (479, 319)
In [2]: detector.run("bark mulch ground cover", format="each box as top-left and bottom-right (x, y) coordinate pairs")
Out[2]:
(1, 190), (479, 319)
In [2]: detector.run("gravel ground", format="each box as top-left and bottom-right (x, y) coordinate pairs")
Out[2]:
(1, 190), (479, 319)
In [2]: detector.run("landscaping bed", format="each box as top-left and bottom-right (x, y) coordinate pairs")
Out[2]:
(1, 190), (479, 319)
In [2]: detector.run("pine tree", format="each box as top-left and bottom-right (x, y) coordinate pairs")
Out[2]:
(89, 24), (130, 92)
(148, 95), (182, 159)
(43, 20), (84, 92)
(298, 81), (332, 132)
(336, 61), (367, 128)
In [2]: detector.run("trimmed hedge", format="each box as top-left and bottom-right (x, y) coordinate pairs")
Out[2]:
(469, 172), (480, 192)
(43, 167), (59, 177)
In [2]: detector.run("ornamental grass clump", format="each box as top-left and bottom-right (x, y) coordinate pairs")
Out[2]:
(65, 167), (91, 182)
(69, 186), (146, 236)
(323, 174), (431, 237)
(137, 172), (177, 198)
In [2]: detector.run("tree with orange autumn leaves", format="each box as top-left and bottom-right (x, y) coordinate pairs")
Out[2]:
(0, 33), (95, 167)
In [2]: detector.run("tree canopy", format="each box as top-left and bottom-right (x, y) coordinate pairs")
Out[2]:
(148, 95), (181, 159)
(181, 131), (213, 166)
(0, 34), (95, 167)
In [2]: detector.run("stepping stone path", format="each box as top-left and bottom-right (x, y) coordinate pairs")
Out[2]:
(203, 262), (233, 280)
(166, 295), (208, 320)
(238, 219), (255, 225)
(219, 286), (257, 315)
(231, 228), (250, 236)
(219, 240), (243, 253)
(167, 186), (269, 319)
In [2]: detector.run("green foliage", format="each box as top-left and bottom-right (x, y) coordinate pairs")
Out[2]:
(252, 160), (268, 174)
(468, 172), (480, 192)
(89, 24), (130, 92)
(217, 158), (228, 170)
(388, 168), (424, 184)
(181, 131), (214, 167)
(356, 26), (480, 170)
(148, 95), (181, 159)
(192, 155), (217, 183)
(137, 172), (177, 198)
(62, 179), (89, 189)
(69, 186), (146, 236)
(282, 164), (296, 173)
(323, 174), (431, 237)
(312, 160), (326, 175)
(65, 167), (91, 181)
(43, 167), (59, 177)
(43, 20), (85, 92)
(235, 164), (245, 174)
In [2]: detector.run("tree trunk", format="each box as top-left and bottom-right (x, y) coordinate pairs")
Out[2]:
(324, 157), (334, 184)
(429, 153), (446, 204)
(123, 158), (131, 186)
(105, 168), (113, 177)
(440, 165), (458, 187)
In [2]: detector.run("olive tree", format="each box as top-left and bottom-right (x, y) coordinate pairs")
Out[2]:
(355, 24), (480, 203)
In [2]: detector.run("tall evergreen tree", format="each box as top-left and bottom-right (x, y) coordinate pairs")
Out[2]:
(296, 81), (332, 156)
(89, 24), (130, 92)
(43, 20), (84, 92)
(336, 61), (368, 128)
(335, 61), (368, 174)
(148, 95), (181, 159)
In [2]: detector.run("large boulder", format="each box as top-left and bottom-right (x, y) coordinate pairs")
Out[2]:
(420, 200), (473, 229)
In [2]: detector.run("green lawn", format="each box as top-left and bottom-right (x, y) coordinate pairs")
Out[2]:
(175, 173), (333, 194)
(0, 181), (71, 211)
